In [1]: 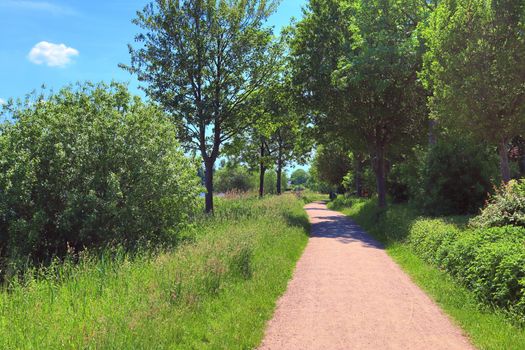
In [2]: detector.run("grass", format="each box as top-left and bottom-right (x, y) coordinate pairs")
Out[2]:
(0, 194), (310, 349)
(329, 197), (525, 350)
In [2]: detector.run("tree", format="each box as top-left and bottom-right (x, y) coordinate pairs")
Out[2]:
(290, 169), (309, 186)
(231, 73), (312, 196)
(123, 0), (279, 212)
(214, 162), (253, 193)
(264, 80), (312, 194)
(422, 0), (525, 182)
(291, 0), (429, 207)
(312, 143), (352, 191)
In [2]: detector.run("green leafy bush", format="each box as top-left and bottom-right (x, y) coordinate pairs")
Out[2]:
(214, 165), (254, 193)
(331, 197), (525, 323)
(470, 179), (525, 229)
(409, 223), (525, 322)
(0, 82), (200, 262)
(413, 139), (498, 215)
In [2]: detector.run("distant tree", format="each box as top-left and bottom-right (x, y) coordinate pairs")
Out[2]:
(422, 0), (525, 182)
(231, 72), (312, 196)
(123, 0), (280, 212)
(215, 163), (253, 193)
(290, 169), (309, 186)
(264, 80), (312, 194)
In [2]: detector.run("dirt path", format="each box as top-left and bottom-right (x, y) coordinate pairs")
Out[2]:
(259, 201), (474, 350)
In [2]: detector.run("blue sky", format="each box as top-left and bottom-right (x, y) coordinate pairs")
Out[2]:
(0, 0), (307, 104)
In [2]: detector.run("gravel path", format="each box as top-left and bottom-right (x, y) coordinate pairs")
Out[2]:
(259, 201), (475, 350)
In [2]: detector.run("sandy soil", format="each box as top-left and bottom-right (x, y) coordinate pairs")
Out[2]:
(258, 201), (475, 350)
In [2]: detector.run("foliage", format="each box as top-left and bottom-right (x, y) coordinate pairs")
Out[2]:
(413, 139), (498, 215)
(0, 195), (309, 349)
(342, 153), (376, 197)
(470, 179), (525, 229)
(214, 164), (254, 193)
(0, 82), (200, 262)
(330, 197), (525, 326)
(305, 166), (333, 193)
(123, 0), (281, 212)
(258, 171), (288, 195)
(290, 169), (309, 186)
(311, 143), (351, 190)
(421, 0), (525, 181)
(230, 70), (313, 196)
(291, 0), (430, 207)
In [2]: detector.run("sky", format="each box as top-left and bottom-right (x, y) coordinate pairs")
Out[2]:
(0, 0), (307, 103)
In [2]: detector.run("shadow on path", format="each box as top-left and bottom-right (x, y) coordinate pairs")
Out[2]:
(310, 212), (383, 249)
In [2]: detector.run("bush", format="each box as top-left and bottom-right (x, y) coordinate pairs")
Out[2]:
(413, 139), (498, 215)
(214, 165), (253, 193)
(470, 179), (525, 229)
(409, 223), (525, 322)
(0, 82), (200, 262)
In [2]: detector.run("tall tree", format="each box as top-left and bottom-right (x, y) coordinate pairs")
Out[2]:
(122, 0), (279, 212)
(231, 74), (312, 196)
(264, 80), (312, 194)
(422, 0), (525, 183)
(291, 0), (429, 207)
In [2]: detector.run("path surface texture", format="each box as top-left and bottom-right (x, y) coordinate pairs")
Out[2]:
(259, 201), (474, 350)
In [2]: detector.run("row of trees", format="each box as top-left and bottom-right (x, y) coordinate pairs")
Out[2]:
(290, 0), (524, 208)
(119, 0), (523, 212)
(123, 0), (310, 212)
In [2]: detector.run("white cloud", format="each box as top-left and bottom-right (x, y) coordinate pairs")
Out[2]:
(28, 41), (79, 67)
(0, 1), (76, 16)
(0, 98), (5, 105)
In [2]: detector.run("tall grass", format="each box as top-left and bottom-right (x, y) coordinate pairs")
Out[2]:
(0, 194), (310, 349)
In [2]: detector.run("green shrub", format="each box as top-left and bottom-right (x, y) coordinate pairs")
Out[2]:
(470, 179), (525, 229)
(409, 224), (525, 322)
(332, 197), (525, 324)
(214, 165), (254, 193)
(0, 82), (200, 262)
(413, 139), (498, 215)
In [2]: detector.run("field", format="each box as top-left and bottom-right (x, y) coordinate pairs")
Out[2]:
(0, 195), (310, 349)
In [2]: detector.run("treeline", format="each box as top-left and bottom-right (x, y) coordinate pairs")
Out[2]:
(1, 0), (523, 268)
(295, 0), (525, 214)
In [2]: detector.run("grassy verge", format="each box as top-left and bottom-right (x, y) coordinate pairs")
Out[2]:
(329, 197), (525, 350)
(0, 195), (310, 349)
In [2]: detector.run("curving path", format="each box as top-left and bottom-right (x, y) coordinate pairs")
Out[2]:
(259, 201), (474, 350)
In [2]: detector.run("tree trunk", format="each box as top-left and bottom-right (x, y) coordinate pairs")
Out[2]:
(259, 141), (266, 198)
(518, 142), (525, 176)
(498, 139), (511, 183)
(204, 159), (214, 213)
(276, 166), (282, 195)
(354, 152), (363, 197)
(276, 147), (283, 195)
(374, 149), (387, 208)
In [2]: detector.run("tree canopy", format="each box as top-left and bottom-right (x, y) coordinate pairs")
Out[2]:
(422, 0), (525, 182)
(123, 0), (280, 212)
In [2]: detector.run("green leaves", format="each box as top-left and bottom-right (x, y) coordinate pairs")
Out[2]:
(422, 0), (525, 144)
(0, 82), (201, 261)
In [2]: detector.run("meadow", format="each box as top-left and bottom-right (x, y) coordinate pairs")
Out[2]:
(0, 194), (311, 349)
